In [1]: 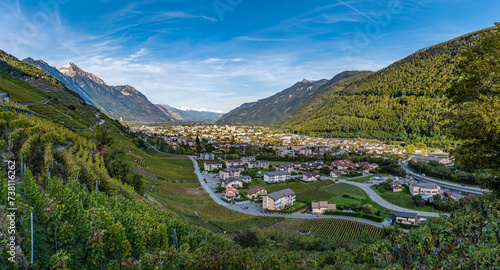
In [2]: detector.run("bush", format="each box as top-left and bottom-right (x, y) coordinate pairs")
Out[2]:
(361, 204), (373, 214)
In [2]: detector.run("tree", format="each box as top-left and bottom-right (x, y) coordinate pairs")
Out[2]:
(361, 204), (373, 214)
(94, 125), (114, 150)
(445, 23), (500, 196)
(413, 195), (425, 207)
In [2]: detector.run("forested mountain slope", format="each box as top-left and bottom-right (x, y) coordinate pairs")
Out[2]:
(217, 78), (329, 125)
(282, 27), (494, 145)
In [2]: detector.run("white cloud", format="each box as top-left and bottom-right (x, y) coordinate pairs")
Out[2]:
(162, 11), (217, 22)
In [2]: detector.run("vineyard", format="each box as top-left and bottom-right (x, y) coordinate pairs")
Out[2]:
(299, 219), (383, 242)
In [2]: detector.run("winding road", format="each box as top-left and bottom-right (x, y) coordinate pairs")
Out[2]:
(187, 156), (445, 227)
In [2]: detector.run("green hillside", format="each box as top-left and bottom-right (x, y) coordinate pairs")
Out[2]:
(282, 27), (495, 146)
(0, 50), (101, 130)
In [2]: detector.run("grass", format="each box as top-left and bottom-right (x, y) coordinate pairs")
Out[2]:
(347, 174), (390, 183)
(320, 183), (366, 196)
(370, 185), (437, 212)
(134, 150), (284, 234)
(0, 76), (47, 102)
(263, 219), (304, 233)
(319, 183), (388, 214)
(299, 219), (383, 242)
(296, 189), (336, 204)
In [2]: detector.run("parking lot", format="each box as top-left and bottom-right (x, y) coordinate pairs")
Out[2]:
(202, 172), (266, 214)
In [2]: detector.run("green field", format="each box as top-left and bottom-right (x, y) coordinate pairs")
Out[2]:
(320, 183), (366, 196)
(299, 219), (383, 242)
(371, 185), (437, 212)
(321, 183), (387, 214)
(296, 189), (337, 203)
(134, 151), (284, 233)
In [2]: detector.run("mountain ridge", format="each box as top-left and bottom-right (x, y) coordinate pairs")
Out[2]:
(217, 71), (372, 125)
(23, 58), (174, 123)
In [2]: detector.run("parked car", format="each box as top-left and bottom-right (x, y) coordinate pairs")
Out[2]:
(241, 205), (248, 209)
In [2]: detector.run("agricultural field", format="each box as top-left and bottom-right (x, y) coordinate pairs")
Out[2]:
(299, 219), (383, 242)
(137, 153), (284, 233)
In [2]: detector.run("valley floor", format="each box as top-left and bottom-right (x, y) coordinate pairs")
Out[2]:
(187, 156), (441, 226)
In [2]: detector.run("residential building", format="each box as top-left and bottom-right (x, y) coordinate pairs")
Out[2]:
(391, 211), (419, 225)
(258, 160), (269, 169)
(330, 170), (342, 178)
(219, 168), (241, 180)
(262, 188), (296, 210)
(199, 153), (215, 160)
(311, 201), (337, 214)
(392, 181), (403, 192)
(298, 148), (312, 156)
(332, 159), (357, 170)
(226, 159), (243, 167)
(221, 177), (243, 188)
(291, 162), (302, 168)
(231, 165), (245, 172)
(204, 161), (222, 171)
(274, 164), (293, 173)
(356, 162), (379, 172)
(224, 187), (239, 199)
(263, 171), (291, 183)
(246, 186), (267, 199)
(277, 149), (295, 157)
(247, 160), (270, 169)
(230, 175), (252, 183)
(303, 173), (321, 182)
(409, 181), (441, 197)
(241, 156), (256, 163)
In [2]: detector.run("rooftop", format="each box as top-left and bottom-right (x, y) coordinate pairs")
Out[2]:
(266, 188), (295, 200)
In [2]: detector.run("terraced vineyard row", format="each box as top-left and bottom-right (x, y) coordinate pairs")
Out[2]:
(299, 219), (383, 242)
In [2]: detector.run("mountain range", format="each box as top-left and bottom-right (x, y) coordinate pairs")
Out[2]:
(156, 104), (224, 122)
(217, 78), (330, 125)
(217, 28), (494, 145)
(217, 72), (372, 125)
(23, 59), (175, 123)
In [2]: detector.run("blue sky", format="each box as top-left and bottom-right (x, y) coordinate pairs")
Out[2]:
(0, 0), (498, 112)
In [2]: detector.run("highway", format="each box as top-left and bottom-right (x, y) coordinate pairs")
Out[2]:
(400, 159), (488, 195)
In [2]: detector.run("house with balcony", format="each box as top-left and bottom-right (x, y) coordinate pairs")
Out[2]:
(204, 161), (222, 172)
(275, 164), (293, 173)
(219, 168), (241, 180)
(246, 186), (267, 200)
(225, 159), (243, 168)
(221, 177), (243, 188)
(199, 153), (215, 160)
(303, 173), (321, 182)
(262, 188), (296, 210)
(392, 181), (403, 192)
(263, 171), (291, 183)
